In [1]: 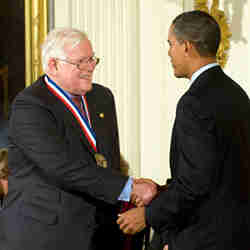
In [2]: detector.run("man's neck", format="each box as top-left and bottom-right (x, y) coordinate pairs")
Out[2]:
(188, 57), (217, 79)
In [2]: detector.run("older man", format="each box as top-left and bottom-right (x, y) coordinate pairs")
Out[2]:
(2, 28), (157, 250)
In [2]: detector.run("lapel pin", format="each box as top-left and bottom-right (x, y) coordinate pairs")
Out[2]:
(99, 113), (104, 118)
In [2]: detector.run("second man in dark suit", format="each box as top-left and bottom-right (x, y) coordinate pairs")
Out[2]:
(117, 10), (250, 250)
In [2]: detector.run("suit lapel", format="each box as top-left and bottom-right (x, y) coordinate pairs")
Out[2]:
(65, 106), (97, 155)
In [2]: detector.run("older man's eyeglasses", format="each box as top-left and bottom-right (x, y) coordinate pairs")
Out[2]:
(55, 56), (100, 70)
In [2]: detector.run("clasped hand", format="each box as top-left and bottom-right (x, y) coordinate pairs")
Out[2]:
(131, 178), (157, 207)
(117, 178), (157, 234)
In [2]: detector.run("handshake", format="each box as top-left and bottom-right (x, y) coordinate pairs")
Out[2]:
(130, 178), (158, 207)
(117, 178), (168, 236)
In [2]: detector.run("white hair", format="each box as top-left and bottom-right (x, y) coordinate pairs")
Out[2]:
(41, 27), (88, 73)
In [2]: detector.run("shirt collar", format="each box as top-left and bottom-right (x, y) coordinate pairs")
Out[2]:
(190, 63), (219, 85)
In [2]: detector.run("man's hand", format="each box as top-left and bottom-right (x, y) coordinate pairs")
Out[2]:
(117, 207), (146, 234)
(131, 178), (157, 206)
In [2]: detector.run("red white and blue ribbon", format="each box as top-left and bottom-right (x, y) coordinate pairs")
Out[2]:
(44, 75), (97, 152)
(81, 95), (92, 127)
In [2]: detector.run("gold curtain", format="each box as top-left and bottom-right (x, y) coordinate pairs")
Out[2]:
(25, 0), (48, 86)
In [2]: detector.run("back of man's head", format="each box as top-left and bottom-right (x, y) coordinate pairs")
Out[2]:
(172, 10), (221, 58)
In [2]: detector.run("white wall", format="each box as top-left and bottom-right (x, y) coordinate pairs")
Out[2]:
(222, 0), (250, 94)
(139, 1), (188, 184)
(54, 0), (250, 185)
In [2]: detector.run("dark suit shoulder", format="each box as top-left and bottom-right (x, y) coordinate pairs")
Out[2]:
(186, 67), (250, 118)
(88, 83), (114, 100)
(13, 76), (60, 108)
(189, 66), (249, 101)
(9, 76), (64, 133)
(177, 94), (215, 134)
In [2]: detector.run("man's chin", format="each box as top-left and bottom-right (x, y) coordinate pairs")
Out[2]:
(174, 71), (184, 78)
(175, 74), (182, 78)
(84, 82), (93, 92)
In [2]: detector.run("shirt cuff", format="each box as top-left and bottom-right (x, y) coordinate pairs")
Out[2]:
(118, 177), (133, 202)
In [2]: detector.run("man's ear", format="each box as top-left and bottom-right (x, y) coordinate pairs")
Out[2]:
(183, 40), (197, 58)
(183, 40), (192, 53)
(47, 58), (58, 75)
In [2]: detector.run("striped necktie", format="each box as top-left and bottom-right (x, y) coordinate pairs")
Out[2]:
(71, 96), (86, 117)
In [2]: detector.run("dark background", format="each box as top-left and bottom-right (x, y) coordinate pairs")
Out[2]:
(0, 0), (25, 116)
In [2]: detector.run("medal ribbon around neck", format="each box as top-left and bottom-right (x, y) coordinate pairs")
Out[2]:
(44, 75), (97, 152)
(81, 95), (92, 127)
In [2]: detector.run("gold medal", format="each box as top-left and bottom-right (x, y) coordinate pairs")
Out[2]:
(95, 153), (108, 168)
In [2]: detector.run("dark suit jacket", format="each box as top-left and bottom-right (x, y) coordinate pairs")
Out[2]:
(146, 66), (250, 250)
(2, 76), (129, 250)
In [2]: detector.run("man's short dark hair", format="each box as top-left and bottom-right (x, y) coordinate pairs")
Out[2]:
(172, 10), (221, 57)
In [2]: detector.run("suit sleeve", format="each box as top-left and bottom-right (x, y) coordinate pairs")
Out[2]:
(9, 93), (128, 204)
(146, 95), (219, 234)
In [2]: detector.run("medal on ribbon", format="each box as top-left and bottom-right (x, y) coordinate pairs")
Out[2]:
(94, 153), (108, 168)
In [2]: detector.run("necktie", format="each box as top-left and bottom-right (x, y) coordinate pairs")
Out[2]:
(71, 96), (86, 117)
